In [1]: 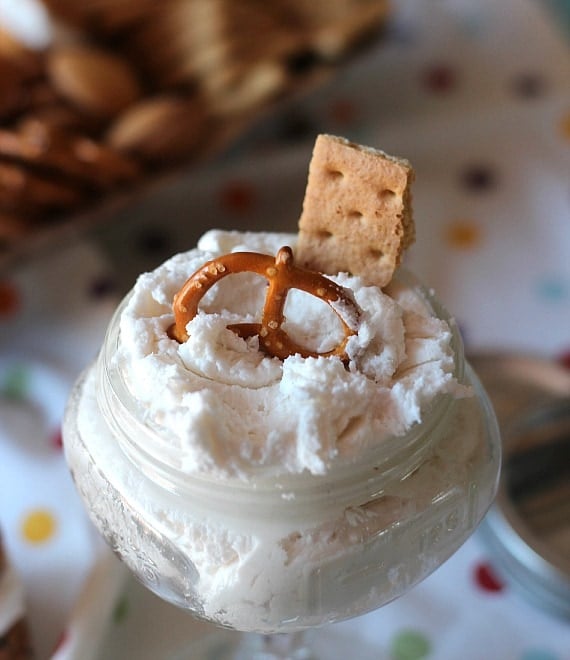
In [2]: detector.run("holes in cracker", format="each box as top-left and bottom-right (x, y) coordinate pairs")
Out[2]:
(316, 229), (333, 240)
(379, 189), (397, 203)
(369, 248), (384, 260)
(327, 168), (344, 180)
(348, 210), (363, 221)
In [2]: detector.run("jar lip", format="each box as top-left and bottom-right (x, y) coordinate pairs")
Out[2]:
(97, 266), (466, 499)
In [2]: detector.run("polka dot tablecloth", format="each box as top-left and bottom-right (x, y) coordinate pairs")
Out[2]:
(1, 0), (569, 658)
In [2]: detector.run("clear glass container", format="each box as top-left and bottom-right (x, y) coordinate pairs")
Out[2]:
(63, 274), (501, 636)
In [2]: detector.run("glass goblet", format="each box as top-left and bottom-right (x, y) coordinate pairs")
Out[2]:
(63, 285), (501, 659)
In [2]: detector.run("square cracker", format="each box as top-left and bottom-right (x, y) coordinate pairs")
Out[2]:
(297, 134), (415, 287)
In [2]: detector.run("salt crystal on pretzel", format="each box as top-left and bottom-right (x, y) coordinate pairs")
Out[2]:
(297, 134), (415, 287)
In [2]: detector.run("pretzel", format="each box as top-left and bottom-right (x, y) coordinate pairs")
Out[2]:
(168, 246), (360, 361)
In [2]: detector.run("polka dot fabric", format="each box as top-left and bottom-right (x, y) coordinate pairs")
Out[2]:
(1, 0), (569, 658)
(0, 244), (118, 657)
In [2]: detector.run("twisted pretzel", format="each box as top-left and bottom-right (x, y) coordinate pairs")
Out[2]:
(168, 246), (360, 361)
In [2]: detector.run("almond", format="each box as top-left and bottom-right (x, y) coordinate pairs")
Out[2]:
(47, 45), (142, 119)
(106, 96), (209, 163)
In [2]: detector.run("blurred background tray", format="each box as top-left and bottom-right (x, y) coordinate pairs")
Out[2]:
(0, 0), (390, 272)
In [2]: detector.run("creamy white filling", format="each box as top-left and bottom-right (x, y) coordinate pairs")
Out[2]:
(68, 230), (491, 631)
(116, 230), (465, 478)
(72, 365), (486, 631)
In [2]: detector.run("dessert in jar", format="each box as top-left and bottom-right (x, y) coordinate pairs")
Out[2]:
(63, 135), (501, 634)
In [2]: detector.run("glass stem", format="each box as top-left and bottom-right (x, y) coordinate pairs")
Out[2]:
(239, 631), (315, 659)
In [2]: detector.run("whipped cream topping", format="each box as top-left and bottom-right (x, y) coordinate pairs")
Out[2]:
(66, 229), (498, 632)
(116, 230), (465, 479)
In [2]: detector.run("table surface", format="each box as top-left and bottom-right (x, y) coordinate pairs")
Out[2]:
(1, 0), (569, 658)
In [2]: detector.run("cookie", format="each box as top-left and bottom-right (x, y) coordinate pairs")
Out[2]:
(297, 134), (415, 287)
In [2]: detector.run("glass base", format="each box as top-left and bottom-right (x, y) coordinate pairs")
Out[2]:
(169, 628), (383, 660)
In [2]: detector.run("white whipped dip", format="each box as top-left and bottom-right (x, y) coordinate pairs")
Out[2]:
(115, 229), (465, 480)
(66, 229), (498, 632)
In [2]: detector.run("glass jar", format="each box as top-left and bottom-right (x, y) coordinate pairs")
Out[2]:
(63, 275), (501, 635)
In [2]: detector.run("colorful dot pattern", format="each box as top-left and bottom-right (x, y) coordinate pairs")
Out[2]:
(421, 64), (458, 94)
(391, 629), (432, 660)
(0, 280), (20, 317)
(1, 0), (570, 657)
(560, 111), (570, 140)
(444, 219), (482, 250)
(473, 561), (505, 593)
(112, 595), (130, 625)
(0, 259), (120, 656)
(1, 363), (29, 400)
(21, 509), (57, 545)
(220, 179), (257, 215)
